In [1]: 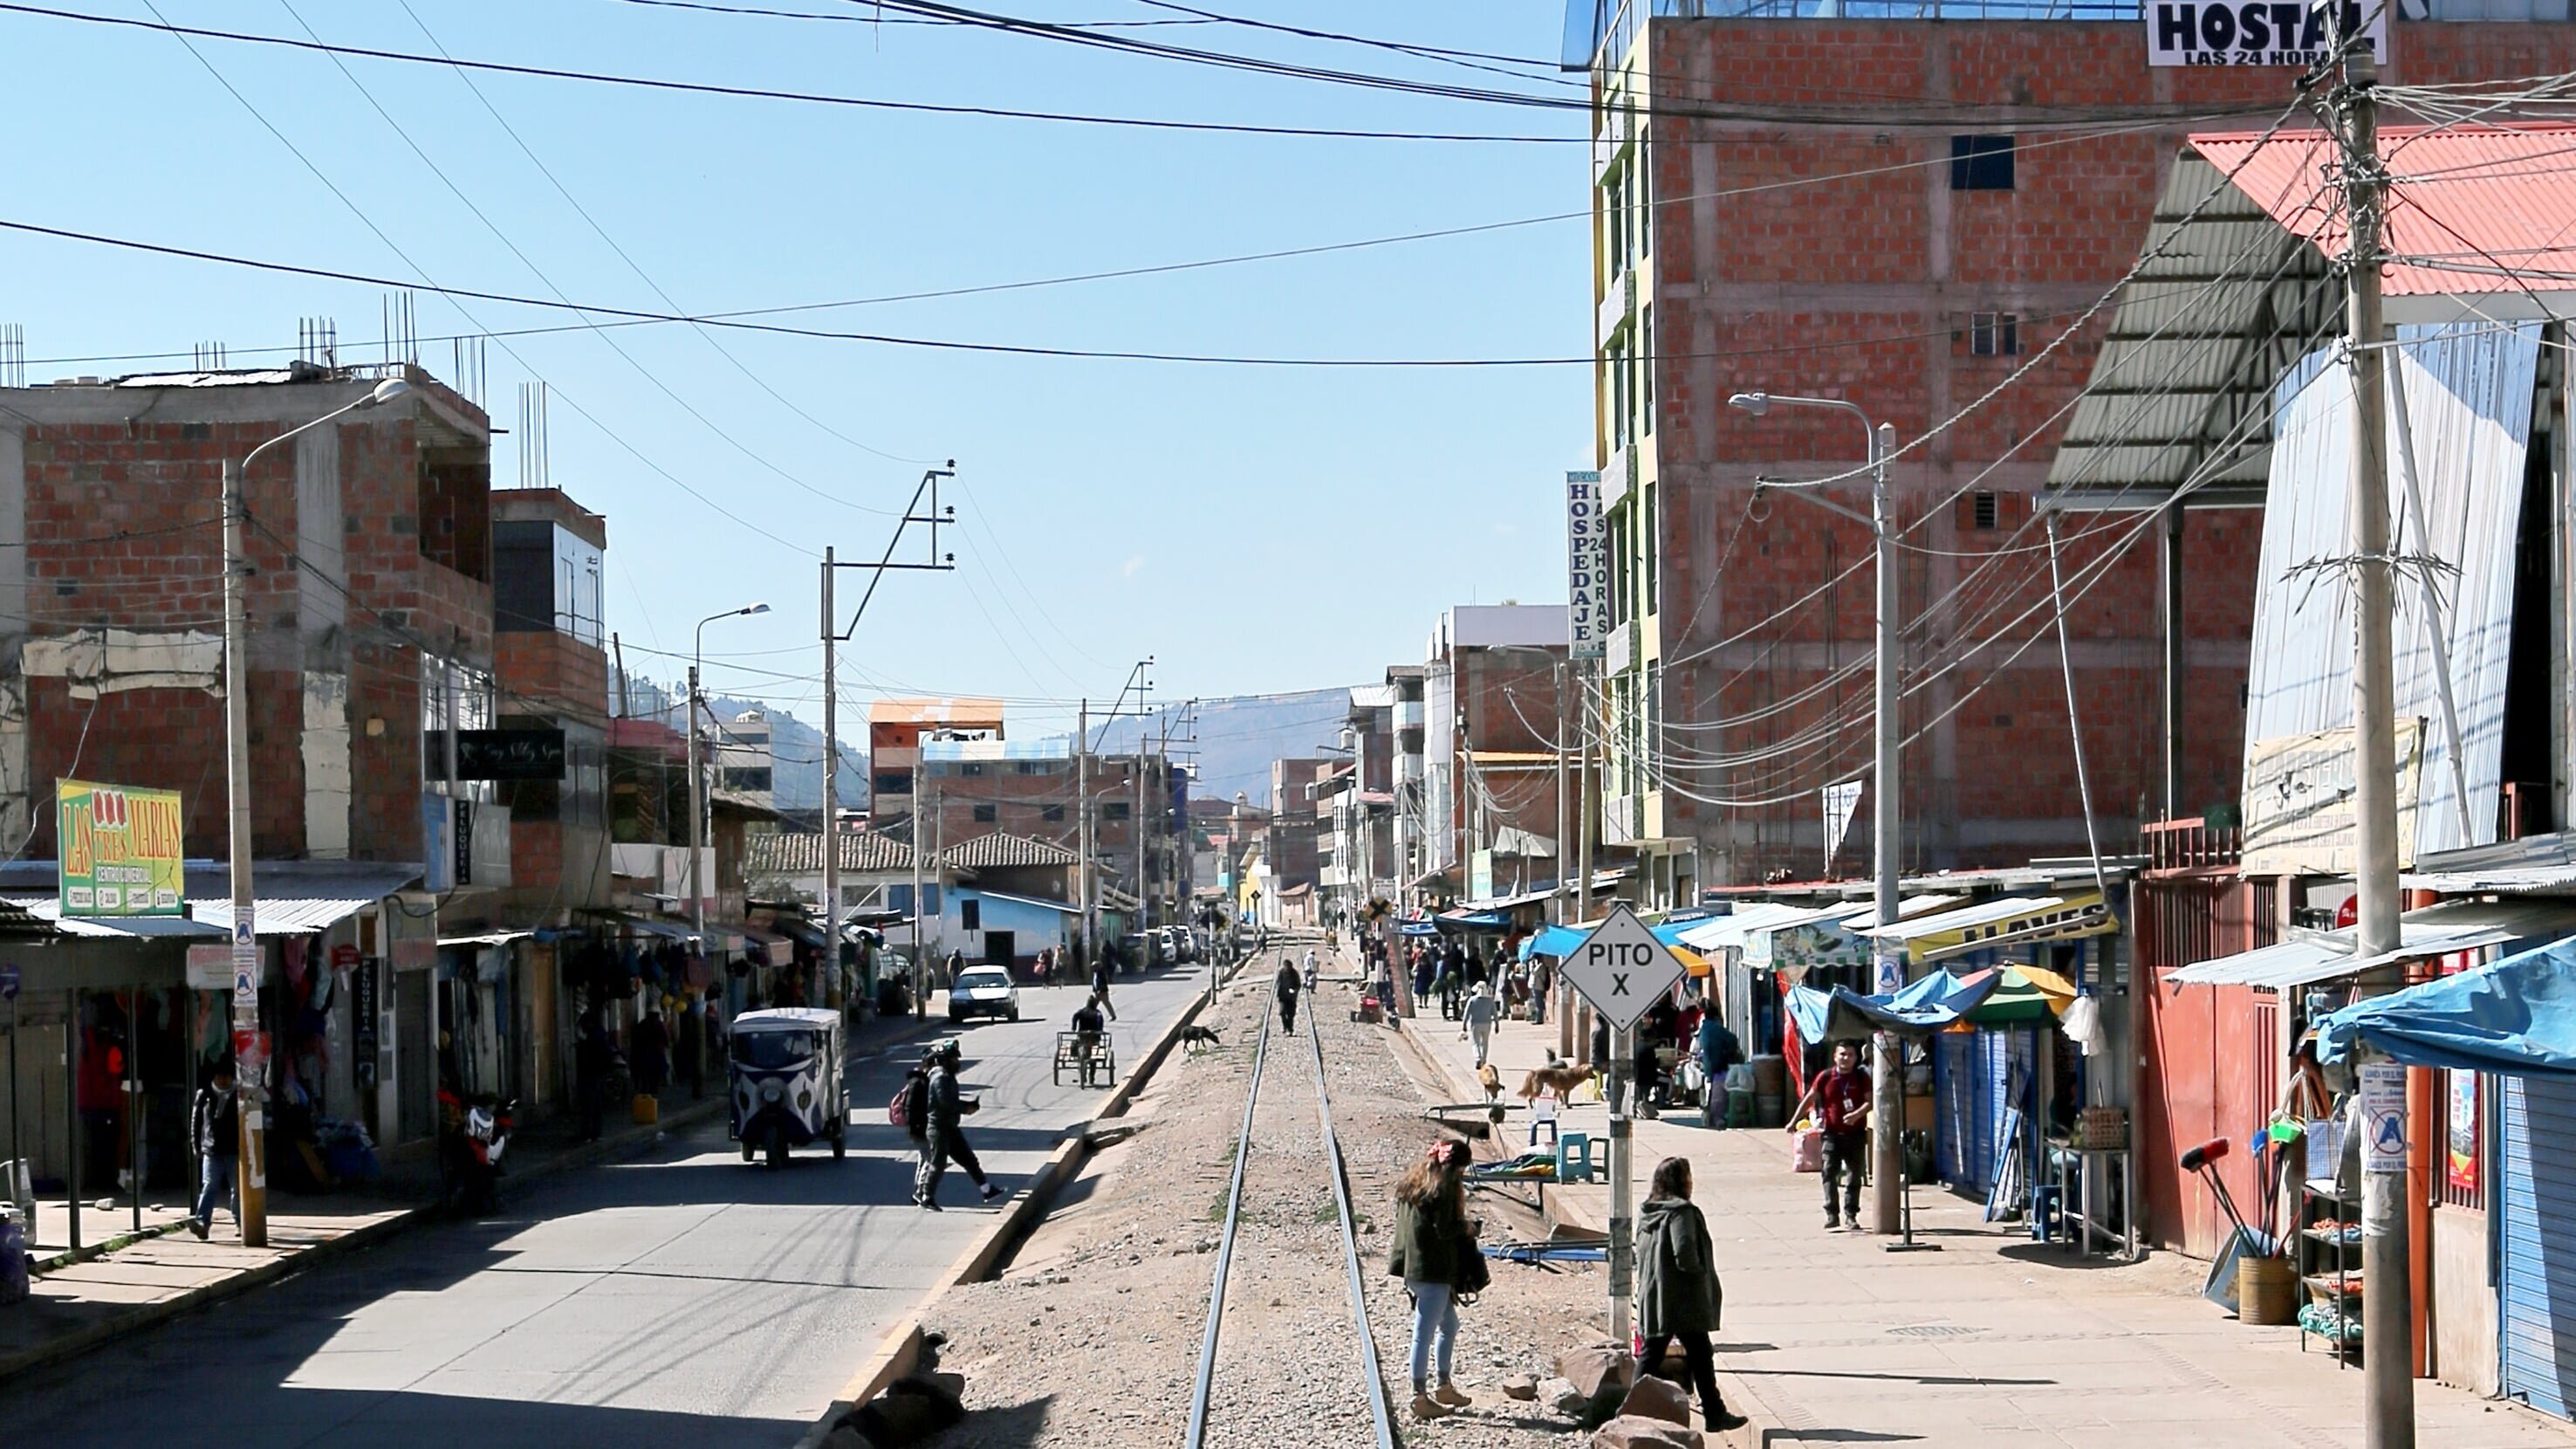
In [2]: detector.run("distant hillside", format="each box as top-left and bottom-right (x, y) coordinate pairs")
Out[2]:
(1071, 688), (1351, 807)
(616, 672), (1346, 813)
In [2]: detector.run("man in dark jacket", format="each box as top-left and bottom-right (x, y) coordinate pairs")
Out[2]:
(1276, 956), (1303, 1034)
(188, 1063), (241, 1240)
(1090, 958), (1118, 1020)
(912, 1040), (1003, 1210)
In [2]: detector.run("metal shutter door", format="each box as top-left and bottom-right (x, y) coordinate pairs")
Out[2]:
(2501, 1074), (2576, 1419)
(1935, 1034), (1973, 1185)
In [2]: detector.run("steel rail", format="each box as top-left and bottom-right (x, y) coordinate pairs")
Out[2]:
(1305, 996), (1399, 1449)
(1183, 994), (1270, 1444)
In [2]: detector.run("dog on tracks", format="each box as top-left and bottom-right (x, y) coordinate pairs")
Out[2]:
(1180, 1024), (1223, 1055)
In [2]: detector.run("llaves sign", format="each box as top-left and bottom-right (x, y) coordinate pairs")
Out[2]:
(2148, 1), (2388, 66)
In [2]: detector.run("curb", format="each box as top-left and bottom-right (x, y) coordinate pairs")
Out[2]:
(791, 971), (1227, 1449)
(30, 1218), (193, 1275)
(0, 1097), (723, 1390)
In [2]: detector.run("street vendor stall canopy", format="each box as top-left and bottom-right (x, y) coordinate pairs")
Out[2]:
(1788, 969), (2004, 1043)
(1864, 891), (2117, 965)
(2318, 936), (2576, 1077)
(2168, 898), (2576, 989)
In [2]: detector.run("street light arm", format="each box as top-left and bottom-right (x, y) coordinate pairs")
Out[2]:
(1751, 476), (1880, 532)
(240, 379), (411, 472)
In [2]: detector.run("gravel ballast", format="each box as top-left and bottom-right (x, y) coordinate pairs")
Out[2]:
(921, 954), (1613, 1448)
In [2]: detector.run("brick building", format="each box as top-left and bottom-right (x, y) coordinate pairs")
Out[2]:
(0, 361), (493, 865)
(490, 487), (611, 924)
(1574, 3), (2576, 889)
(1420, 606), (1567, 900)
(912, 734), (1186, 929)
(867, 696), (1003, 825)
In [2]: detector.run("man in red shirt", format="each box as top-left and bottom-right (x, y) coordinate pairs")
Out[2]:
(1790, 1040), (1872, 1230)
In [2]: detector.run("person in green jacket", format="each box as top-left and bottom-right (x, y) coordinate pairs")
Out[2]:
(1636, 1156), (1748, 1432)
(1387, 1138), (1476, 1421)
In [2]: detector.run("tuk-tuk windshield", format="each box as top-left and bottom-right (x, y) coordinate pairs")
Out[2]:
(731, 1029), (818, 1071)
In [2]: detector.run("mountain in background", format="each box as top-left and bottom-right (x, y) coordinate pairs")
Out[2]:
(1068, 687), (1352, 809)
(616, 672), (1350, 816)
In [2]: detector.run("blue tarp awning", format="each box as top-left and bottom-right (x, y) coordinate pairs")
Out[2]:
(1786, 969), (2004, 1044)
(2318, 936), (2576, 1077)
(1523, 924), (1586, 959)
(1399, 919), (1442, 937)
(1437, 909), (1510, 931)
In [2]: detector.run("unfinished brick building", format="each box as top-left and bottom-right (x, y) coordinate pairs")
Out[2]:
(1575, 5), (2576, 889)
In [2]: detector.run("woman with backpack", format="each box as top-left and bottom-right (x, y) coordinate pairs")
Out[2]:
(1636, 1156), (1748, 1432)
(1387, 1138), (1483, 1421)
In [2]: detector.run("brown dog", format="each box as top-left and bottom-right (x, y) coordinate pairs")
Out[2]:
(1477, 1062), (1504, 1104)
(1518, 1062), (1597, 1107)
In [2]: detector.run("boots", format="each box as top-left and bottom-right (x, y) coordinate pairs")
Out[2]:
(1705, 1401), (1749, 1432)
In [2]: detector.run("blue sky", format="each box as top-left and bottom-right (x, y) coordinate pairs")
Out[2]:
(2, 0), (1587, 739)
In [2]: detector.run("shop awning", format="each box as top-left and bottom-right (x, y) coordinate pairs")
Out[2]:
(772, 917), (829, 949)
(437, 931), (533, 950)
(2318, 936), (2576, 1077)
(1787, 969), (2005, 1045)
(1675, 901), (1814, 954)
(1866, 891), (2118, 965)
(1, 895), (226, 938)
(2172, 898), (2576, 988)
(1522, 921), (1593, 959)
(1743, 895), (1970, 972)
(1459, 885), (1558, 913)
(1436, 909), (1510, 931)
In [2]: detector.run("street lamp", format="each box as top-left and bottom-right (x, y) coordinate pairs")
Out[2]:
(220, 375), (409, 1247)
(1726, 388), (1908, 1240)
(689, 603), (771, 949)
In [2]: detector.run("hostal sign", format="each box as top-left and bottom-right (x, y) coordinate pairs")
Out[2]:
(2148, 1), (2386, 66)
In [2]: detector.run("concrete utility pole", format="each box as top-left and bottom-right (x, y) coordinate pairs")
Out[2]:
(819, 548), (839, 1008)
(2334, 49), (2413, 1449)
(1078, 698), (1092, 962)
(690, 602), (771, 948)
(1729, 390), (1906, 1237)
(218, 376), (408, 1247)
(1569, 659), (1593, 1055)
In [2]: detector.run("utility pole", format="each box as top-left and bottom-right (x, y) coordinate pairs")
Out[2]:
(1078, 698), (1092, 965)
(1868, 419), (1905, 1240)
(1568, 659), (1593, 1058)
(819, 548), (839, 1009)
(221, 456), (268, 1247)
(2335, 47), (2412, 1449)
(686, 663), (707, 946)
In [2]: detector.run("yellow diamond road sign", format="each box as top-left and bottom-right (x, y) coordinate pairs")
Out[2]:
(1561, 905), (1684, 1032)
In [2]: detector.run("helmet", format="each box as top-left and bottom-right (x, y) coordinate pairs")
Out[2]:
(935, 1039), (962, 1065)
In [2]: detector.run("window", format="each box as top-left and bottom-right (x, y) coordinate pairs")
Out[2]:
(1641, 482), (1658, 615)
(1971, 312), (2020, 357)
(1640, 306), (1655, 436)
(972, 803), (997, 823)
(1104, 801), (1131, 821)
(960, 762), (985, 777)
(720, 766), (772, 793)
(874, 772), (910, 796)
(1949, 135), (2015, 191)
(1042, 805), (1065, 823)
(960, 899), (981, 931)
(1972, 491), (2000, 530)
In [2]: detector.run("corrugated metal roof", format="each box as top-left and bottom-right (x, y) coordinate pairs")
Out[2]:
(2045, 148), (2336, 509)
(2402, 832), (2576, 895)
(2240, 321), (2538, 865)
(1, 895), (226, 938)
(2195, 125), (2576, 306)
(2172, 898), (2576, 987)
(1676, 901), (1812, 952)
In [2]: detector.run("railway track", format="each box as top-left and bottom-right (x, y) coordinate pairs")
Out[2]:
(1184, 984), (1395, 1449)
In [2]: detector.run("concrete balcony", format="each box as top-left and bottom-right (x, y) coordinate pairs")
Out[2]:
(1597, 269), (1632, 347)
(1394, 699), (1423, 731)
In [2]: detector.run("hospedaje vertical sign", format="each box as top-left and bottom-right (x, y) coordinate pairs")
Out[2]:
(1566, 470), (1606, 661)
(2147, 0), (2386, 66)
(58, 779), (184, 916)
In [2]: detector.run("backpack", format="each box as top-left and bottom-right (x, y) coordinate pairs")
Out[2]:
(890, 1072), (929, 1137)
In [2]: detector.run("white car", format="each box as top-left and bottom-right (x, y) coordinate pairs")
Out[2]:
(947, 965), (1022, 1024)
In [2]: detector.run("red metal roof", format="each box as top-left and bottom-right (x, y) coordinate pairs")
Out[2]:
(2192, 123), (2576, 299)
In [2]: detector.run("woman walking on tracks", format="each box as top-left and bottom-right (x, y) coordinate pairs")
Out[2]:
(1388, 1139), (1482, 1421)
(1636, 1156), (1748, 1432)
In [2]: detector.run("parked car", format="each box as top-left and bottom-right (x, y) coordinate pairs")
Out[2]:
(1159, 924), (1193, 963)
(948, 965), (1022, 1024)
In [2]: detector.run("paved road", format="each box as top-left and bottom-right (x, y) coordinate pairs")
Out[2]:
(0, 965), (1213, 1449)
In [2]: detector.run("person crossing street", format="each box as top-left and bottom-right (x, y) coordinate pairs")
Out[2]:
(912, 1040), (1004, 1211)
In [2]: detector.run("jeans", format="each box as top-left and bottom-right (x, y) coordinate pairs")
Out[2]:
(1406, 1279), (1458, 1389)
(1639, 1329), (1725, 1418)
(1821, 1130), (1867, 1221)
(193, 1151), (237, 1233)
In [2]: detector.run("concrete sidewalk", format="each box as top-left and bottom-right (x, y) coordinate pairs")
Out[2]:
(0, 1000), (969, 1386)
(1407, 1004), (2576, 1449)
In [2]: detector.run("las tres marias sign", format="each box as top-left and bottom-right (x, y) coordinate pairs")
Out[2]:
(58, 778), (184, 916)
(2148, 0), (2386, 67)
